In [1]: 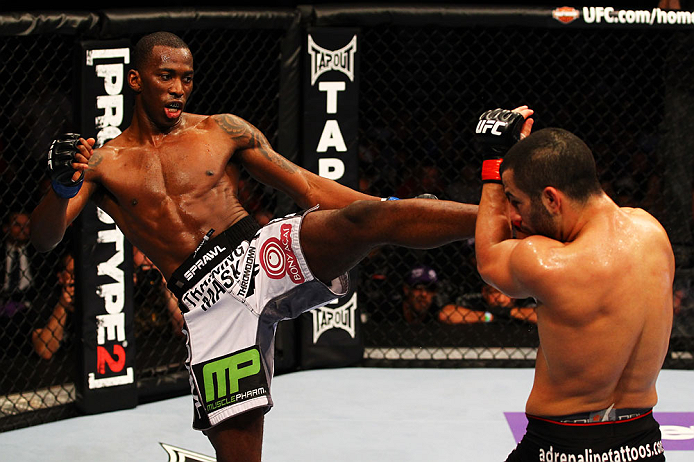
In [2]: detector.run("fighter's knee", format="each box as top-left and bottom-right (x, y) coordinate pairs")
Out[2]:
(340, 200), (381, 229)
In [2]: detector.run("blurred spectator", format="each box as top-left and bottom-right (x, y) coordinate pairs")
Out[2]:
(482, 284), (537, 324)
(447, 283), (538, 325)
(133, 246), (183, 337)
(445, 163), (481, 205)
(629, 151), (664, 218)
(401, 265), (441, 324)
(1, 211), (36, 317)
(671, 278), (694, 349)
(398, 265), (491, 325)
(237, 176), (264, 216)
(31, 253), (74, 360)
(253, 209), (274, 227)
(658, 0), (688, 9)
(673, 279), (689, 317)
(8, 76), (72, 164)
(395, 162), (445, 199)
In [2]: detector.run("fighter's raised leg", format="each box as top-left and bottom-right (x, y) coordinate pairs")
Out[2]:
(300, 198), (478, 283)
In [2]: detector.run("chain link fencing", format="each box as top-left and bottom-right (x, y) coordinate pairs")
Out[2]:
(0, 6), (692, 432)
(0, 17), (291, 431)
(356, 21), (694, 368)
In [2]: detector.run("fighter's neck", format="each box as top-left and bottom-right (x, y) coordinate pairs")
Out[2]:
(563, 193), (617, 242)
(130, 108), (188, 143)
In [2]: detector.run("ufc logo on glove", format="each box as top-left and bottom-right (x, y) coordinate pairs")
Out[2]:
(476, 119), (508, 136)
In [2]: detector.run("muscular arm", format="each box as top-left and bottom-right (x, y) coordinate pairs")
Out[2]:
(475, 183), (526, 295)
(31, 139), (99, 252)
(213, 114), (379, 209)
(475, 107), (538, 298)
(475, 183), (560, 299)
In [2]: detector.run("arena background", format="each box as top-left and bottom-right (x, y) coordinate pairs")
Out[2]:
(1, 5), (693, 432)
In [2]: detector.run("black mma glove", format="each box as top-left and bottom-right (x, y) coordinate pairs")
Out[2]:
(475, 108), (525, 183)
(47, 133), (84, 199)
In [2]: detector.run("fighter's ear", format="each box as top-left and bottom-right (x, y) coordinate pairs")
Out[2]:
(128, 69), (142, 93)
(541, 186), (562, 215)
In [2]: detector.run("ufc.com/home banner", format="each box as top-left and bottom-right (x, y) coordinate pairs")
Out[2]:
(301, 28), (363, 368)
(76, 40), (137, 414)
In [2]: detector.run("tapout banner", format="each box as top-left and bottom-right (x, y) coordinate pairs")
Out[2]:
(301, 28), (363, 368)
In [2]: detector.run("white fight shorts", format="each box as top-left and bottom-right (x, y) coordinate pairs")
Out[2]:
(167, 210), (349, 430)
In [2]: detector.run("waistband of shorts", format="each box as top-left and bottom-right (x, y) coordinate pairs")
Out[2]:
(527, 409), (655, 438)
(167, 215), (261, 300)
(534, 407), (653, 425)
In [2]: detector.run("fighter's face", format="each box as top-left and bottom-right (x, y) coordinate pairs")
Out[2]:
(502, 170), (558, 239)
(133, 45), (194, 129)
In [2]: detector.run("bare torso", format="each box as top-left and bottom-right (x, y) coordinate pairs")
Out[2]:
(87, 113), (248, 279)
(525, 206), (674, 416)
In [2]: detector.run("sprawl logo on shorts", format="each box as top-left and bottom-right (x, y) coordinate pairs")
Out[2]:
(182, 242), (258, 311)
(307, 34), (357, 85)
(184, 245), (227, 281)
(259, 223), (305, 283)
(193, 345), (268, 414)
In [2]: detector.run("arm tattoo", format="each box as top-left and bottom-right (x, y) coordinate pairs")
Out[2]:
(88, 151), (104, 168)
(214, 114), (297, 173)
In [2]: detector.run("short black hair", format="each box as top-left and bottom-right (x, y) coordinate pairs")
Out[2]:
(133, 31), (190, 71)
(500, 127), (602, 202)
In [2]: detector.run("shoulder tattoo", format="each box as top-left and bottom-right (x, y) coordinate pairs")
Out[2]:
(213, 114), (297, 173)
(88, 151), (104, 168)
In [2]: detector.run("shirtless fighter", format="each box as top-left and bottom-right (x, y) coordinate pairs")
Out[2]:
(30, 32), (478, 462)
(474, 108), (672, 461)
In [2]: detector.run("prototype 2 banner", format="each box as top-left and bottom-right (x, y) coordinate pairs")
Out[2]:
(76, 40), (137, 414)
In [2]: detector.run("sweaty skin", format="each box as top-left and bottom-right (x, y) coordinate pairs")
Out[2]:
(30, 45), (380, 281)
(523, 204), (673, 416)
(65, 112), (303, 279)
(476, 164), (674, 417)
(30, 41), (479, 462)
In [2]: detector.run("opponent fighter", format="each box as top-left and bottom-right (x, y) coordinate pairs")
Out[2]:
(474, 108), (672, 461)
(30, 32), (478, 462)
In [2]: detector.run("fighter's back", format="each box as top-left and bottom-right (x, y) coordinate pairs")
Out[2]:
(525, 206), (674, 417)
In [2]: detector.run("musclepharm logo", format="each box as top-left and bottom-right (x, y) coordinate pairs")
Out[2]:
(312, 292), (357, 343)
(200, 347), (267, 412)
(203, 349), (260, 402)
(308, 34), (357, 86)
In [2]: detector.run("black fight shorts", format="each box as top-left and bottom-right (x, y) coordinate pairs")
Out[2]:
(167, 211), (349, 431)
(506, 409), (665, 462)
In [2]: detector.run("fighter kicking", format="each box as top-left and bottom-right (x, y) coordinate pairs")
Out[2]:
(31, 31), (479, 462)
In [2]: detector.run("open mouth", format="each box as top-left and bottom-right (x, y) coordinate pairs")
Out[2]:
(165, 102), (183, 118)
